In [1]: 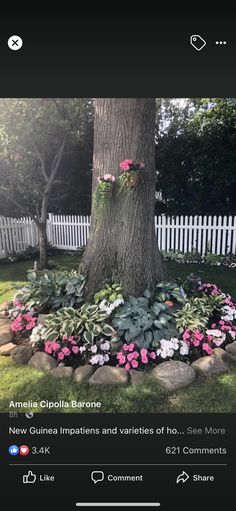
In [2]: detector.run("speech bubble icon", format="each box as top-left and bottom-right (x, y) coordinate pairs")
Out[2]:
(91, 471), (105, 484)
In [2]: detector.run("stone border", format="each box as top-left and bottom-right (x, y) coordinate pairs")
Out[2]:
(1, 317), (236, 390)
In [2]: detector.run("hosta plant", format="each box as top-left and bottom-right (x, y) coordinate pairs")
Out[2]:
(94, 283), (123, 305)
(175, 294), (224, 333)
(155, 281), (186, 305)
(43, 304), (115, 344)
(112, 291), (178, 349)
(14, 270), (86, 312)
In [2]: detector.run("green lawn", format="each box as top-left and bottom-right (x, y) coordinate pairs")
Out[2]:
(0, 356), (236, 413)
(0, 255), (236, 413)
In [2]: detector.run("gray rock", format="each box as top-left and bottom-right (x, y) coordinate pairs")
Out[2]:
(0, 342), (16, 355)
(0, 318), (13, 345)
(150, 361), (196, 391)
(89, 366), (129, 386)
(58, 362), (65, 367)
(11, 346), (33, 365)
(225, 341), (236, 356)
(28, 352), (57, 370)
(37, 314), (48, 326)
(129, 369), (146, 385)
(74, 365), (95, 383)
(191, 354), (227, 376)
(0, 302), (8, 318)
(213, 347), (235, 364)
(51, 367), (73, 378)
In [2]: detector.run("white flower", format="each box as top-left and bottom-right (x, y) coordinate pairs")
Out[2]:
(90, 355), (99, 365)
(80, 346), (86, 353)
(206, 329), (222, 338)
(90, 345), (98, 353)
(30, 325), (46, 345)
(99, 297), (124, 316)
(221, 305), (236, 322)
(98, 354), (105, 365)
(229, 330), (236, 340)
(103, 354), (110, 362)
(214, 338), (224, 347)
(100, 341), (110, 351)
(180, 341), (189, 356)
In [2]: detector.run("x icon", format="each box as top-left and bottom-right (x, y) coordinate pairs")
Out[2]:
(8, 35), (23, 51)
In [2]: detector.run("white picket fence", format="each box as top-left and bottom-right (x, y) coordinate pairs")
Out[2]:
(0, 214), (236, 257)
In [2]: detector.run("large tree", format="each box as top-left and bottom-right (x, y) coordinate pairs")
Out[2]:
(80, 98), (163, 298)
(0, 98), (93, 268)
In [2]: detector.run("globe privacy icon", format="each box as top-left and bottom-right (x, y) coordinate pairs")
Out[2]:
(190, 35), (206, 51)
(9, 445), (19, 456)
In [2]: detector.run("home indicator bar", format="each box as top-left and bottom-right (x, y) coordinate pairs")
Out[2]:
(75, 504), (161, 508)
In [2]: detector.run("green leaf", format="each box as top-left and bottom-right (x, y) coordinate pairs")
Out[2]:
(102, 324), (115, 336)
(143, 289), (151, 299)
(83, 330), (94, 344)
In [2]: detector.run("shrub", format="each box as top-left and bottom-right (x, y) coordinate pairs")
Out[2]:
(42, 304), (115, 344)
(175, 294), (224, 333)
(155, 281), (186, 305)
(13, 270), (86, 312)
(112, 291), (178, 349)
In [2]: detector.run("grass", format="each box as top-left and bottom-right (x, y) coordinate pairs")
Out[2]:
(0, 356), (236, 413)
(0, 254), (236, 413)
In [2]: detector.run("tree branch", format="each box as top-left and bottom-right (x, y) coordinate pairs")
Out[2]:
(46, 137), (66, 192)
(31, 138), (48, 182)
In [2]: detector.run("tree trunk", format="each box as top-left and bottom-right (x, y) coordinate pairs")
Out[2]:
(80, 98), (163, 298)
(38, 221), (48, 269)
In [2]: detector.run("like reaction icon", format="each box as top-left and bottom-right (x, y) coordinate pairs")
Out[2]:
(23, 471), (37, 484)
(9, 445), (19, 456)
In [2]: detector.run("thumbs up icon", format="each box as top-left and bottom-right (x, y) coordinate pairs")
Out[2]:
(23, 471), (37, 484)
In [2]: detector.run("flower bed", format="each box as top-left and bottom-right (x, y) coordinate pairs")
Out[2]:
(1, 269), (236, 387)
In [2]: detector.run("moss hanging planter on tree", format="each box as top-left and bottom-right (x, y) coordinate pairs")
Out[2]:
(93, 174), (116, 210)
(118, 159), (145, 190)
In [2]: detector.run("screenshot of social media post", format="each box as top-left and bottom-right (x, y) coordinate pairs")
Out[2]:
(0, 96), (235, 510)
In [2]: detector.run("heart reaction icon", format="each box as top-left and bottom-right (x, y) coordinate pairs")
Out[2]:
(19, 445), (30, 456)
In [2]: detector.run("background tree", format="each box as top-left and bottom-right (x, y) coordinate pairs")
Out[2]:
(0, 98), (93, 267)
(80, 98), (163, 298)
(155, 98), (236, 214)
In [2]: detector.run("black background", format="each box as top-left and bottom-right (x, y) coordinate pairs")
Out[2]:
(0, 7), (235, 510)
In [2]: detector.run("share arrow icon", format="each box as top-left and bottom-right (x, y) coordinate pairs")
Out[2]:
(176, 471), (190, 484)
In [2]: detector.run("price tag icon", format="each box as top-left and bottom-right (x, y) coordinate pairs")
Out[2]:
(190, 34), (206, 51)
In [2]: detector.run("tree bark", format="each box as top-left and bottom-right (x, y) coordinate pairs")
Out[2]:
(80, 98), (163, 298)
(38, 221), (48, 269)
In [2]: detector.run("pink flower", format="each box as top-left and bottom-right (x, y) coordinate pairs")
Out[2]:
(72, 346), (79, 354)
(120, 159), (133, 171)
(182, 330), (190, 341)
(128, 343), (135, 351)
(123, 344), (129, 352)
(51, 342), (60, 352)
(62, 347), (71, 356)
(202, 343), (214, 355)
(57, 352), (65, 360)
(149, 352), (156, 360)
(193, 330), (204, 341)
(193, 339), (200, 347)
(125, 362), (131, 371)
(141, 348), (147, 356)
(211, 323), (216, 329)
(117, 353), (126, 365)
(44, 342), (52, 354)
(132, 351), (139, 359)
(139, 162), (145, 169)
(131, 359), (139, 368)
(127, 353), (135, 362)
(141, 355), (148, 364)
